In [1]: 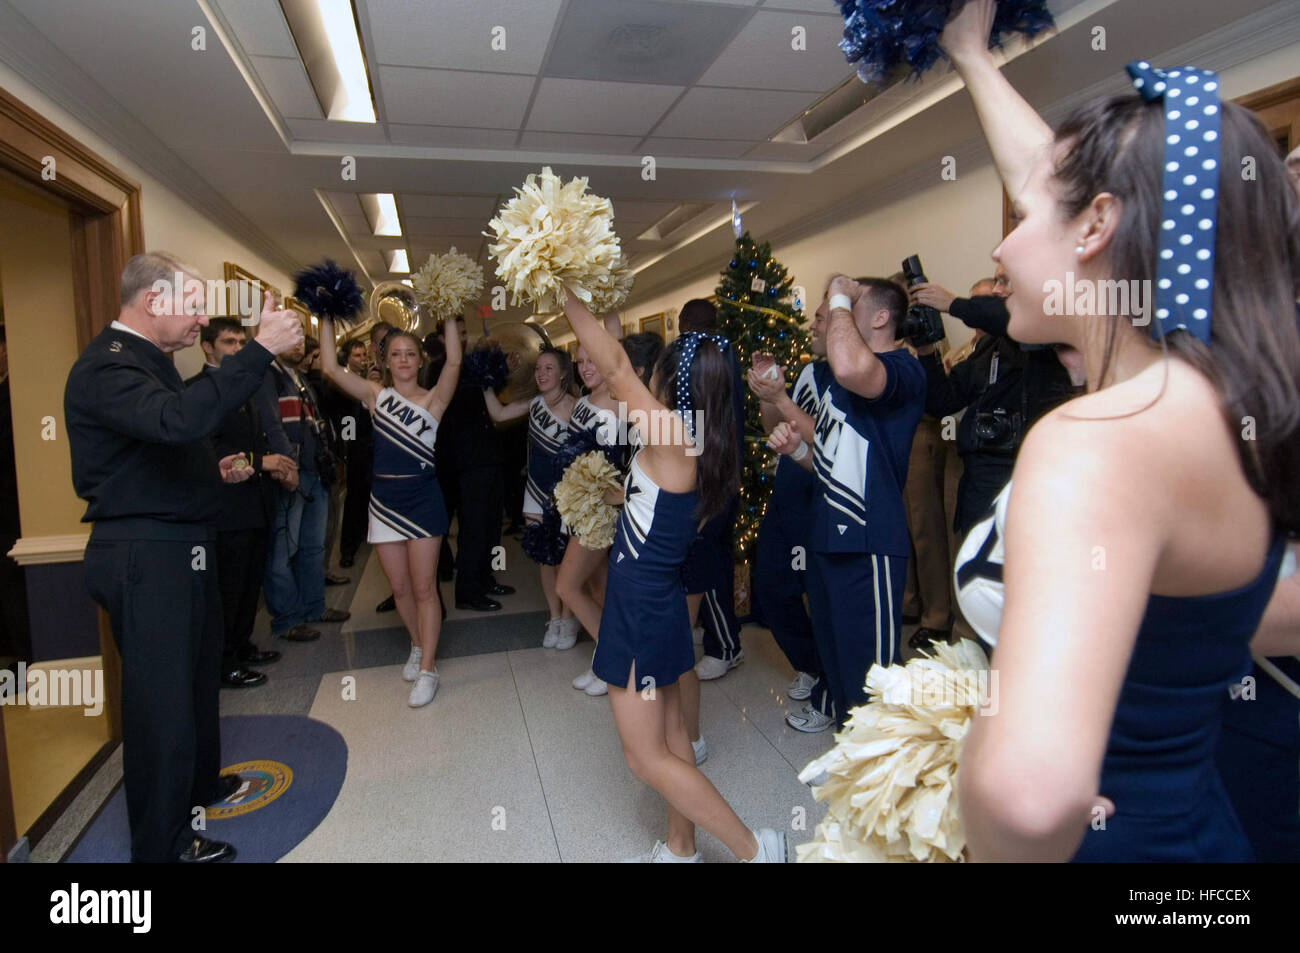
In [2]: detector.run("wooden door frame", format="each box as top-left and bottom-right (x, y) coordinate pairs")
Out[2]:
(0, 82), (142, 859)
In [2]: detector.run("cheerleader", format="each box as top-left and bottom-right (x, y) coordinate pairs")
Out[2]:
(483, 348), (578, 646)
(933, 0), (1300, 861)
(557, 317), (628, 696)
(318, 315), (462, 708)
(563, 290), (786, 863)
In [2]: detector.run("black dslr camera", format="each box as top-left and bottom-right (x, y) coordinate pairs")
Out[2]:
(972, 407), (1024, 455)
(899, 255), (947, 347)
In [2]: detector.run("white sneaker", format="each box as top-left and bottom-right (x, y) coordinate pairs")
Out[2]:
(553, 618), (579, 651)
(620, 840), (701, 863)
(788, 671), (816, 701)
(786, 705), (834, 733)
(584, 675), (608, 696)
(542, 619), (560, 649)
(402, 646), (423, 682)
(695, 651), (743, 681)
(692, 736), (708, 766)
(691, 626), (704, 646)
(572, 668), (596, 691)
(744, 828), (787, 863)
(408, 669), (439, 707)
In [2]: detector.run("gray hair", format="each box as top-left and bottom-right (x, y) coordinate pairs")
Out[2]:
(120, 251), (201, 307)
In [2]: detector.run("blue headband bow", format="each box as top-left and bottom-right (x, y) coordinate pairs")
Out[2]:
(676, 332), (730, 442)
(1126, 61), (1221, 344)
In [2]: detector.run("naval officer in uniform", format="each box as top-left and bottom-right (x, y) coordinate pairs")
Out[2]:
(65, 251), (303, 862)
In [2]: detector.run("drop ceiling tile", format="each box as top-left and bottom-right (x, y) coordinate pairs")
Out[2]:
(526, 78), (682, 136)
(377, 66), (534, 127)
(698, 11), (854, 91)
(403, 217), (494, 238)
(517, 131), (641, 154)
(652, 87), (818, 139)
(253, 56), (323, 119)
(399, 195), (501, 218)
(363, 0), (562, 72)
(742, 140), (830, 161)
(386, 125), (519, 149)
(213, 0), (299, 58)
(286, 118), (391, 142)
(640, 137), (755, 158)
(605, 199), (684, 224)
(544, 0), (752, 85)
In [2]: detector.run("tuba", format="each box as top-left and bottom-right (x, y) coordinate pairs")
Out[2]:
(481, 319), (552, 405)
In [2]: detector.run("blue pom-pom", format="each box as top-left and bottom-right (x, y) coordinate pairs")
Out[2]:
(835, 0), (1055, 88)
(552, 426), (624, 483)
(521, 508), (568, 566)
(463, 343), (510, 391)
(292, 259), (364, 324)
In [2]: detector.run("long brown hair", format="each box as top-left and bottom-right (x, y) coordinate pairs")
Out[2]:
(652, 336), (740, 522)
(1052, 93), (1300, 534)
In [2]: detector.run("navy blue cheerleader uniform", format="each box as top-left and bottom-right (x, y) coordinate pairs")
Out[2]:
(592, 449), (699, 692)
(955, 482), (1290, 861)
(806, 352), (926, 724)
(523, 394), (571, 517)
(753, 362), (822, 678)
(367, 386), (448, 542)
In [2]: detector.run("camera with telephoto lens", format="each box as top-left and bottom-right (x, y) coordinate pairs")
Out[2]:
(899, 255), (947, 347)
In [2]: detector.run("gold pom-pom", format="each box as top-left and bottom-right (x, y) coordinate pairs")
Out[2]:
(587, 254), (634, 314)
(553, 451), (622, 550)
(796, 639), (991, 863)
(485, 166), (624, 312)
(411, 246), (485, 320)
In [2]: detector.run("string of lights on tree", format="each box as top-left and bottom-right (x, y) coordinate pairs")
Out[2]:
(715, 231), (810, 562)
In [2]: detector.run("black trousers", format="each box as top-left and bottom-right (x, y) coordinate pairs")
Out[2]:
(340, 456), (370, 562)
(83, 522), (224, 862)
(454, 463), (503, 603)
(683, 495), (741, 661)
(216, 527), (268, 667)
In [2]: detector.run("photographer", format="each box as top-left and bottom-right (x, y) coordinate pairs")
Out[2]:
(909, 268), (1077, 536)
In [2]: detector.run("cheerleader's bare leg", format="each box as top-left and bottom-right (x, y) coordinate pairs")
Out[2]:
(376, 542), (420, 647)
(556, 540), (608, 640)
(608, 670), (759, 861)
(405, 535), (442, 663)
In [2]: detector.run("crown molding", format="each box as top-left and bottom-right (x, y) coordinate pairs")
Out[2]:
(0, 0), (301, 278)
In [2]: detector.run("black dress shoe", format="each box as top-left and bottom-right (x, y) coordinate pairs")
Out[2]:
(207, 773), (244, 805)
(178, 837), (236, 863)
(455, 596), (502, 612)
(376, 594), (396, 613)
(324, 572), (350, 586)
(487, 583), (516, 596)
(907, 627), (951, 652)
(221, 667), (267, 689)
(237, 644), (281, 665)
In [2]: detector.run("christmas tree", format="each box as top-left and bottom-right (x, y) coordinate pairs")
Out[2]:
(715, 232), (810, 562)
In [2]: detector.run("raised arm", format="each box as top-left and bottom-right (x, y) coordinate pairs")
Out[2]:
(939, 0), (1056, 203)
(602, 311), (624, 341)
(426, 317), (463, 420)
(826, 277), (888, 399)
(319, 316), (381, 406)
(564, 290), (656, 418)
(483, 387), (530, 423)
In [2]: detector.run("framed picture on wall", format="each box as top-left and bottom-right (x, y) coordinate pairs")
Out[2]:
(638, 312), (666, 339)
(285, 296), (315, 338)
(222, 262), (281, 326)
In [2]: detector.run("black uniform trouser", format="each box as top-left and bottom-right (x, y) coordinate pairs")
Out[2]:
(83, 521), (224, 862)
(684, 494), (741, 661)
(454, 463), (503, 603)
(216, 527), (268, 668)
(954, 454), (1015, 538)
(340, 456), (370, 562)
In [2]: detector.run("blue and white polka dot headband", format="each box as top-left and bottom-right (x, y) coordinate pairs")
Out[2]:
(676, 332), (730, 442)
(1126, 61), (1221, 344)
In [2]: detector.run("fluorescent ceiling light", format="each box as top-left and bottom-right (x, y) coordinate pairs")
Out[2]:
(359, 193), (402, 236)
(401, 279), (414, 287)
(280, 0), (376, 123)
(385, 249), (410, 273)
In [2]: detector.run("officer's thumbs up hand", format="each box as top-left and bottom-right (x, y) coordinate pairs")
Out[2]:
(253, 291), (305, 356)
